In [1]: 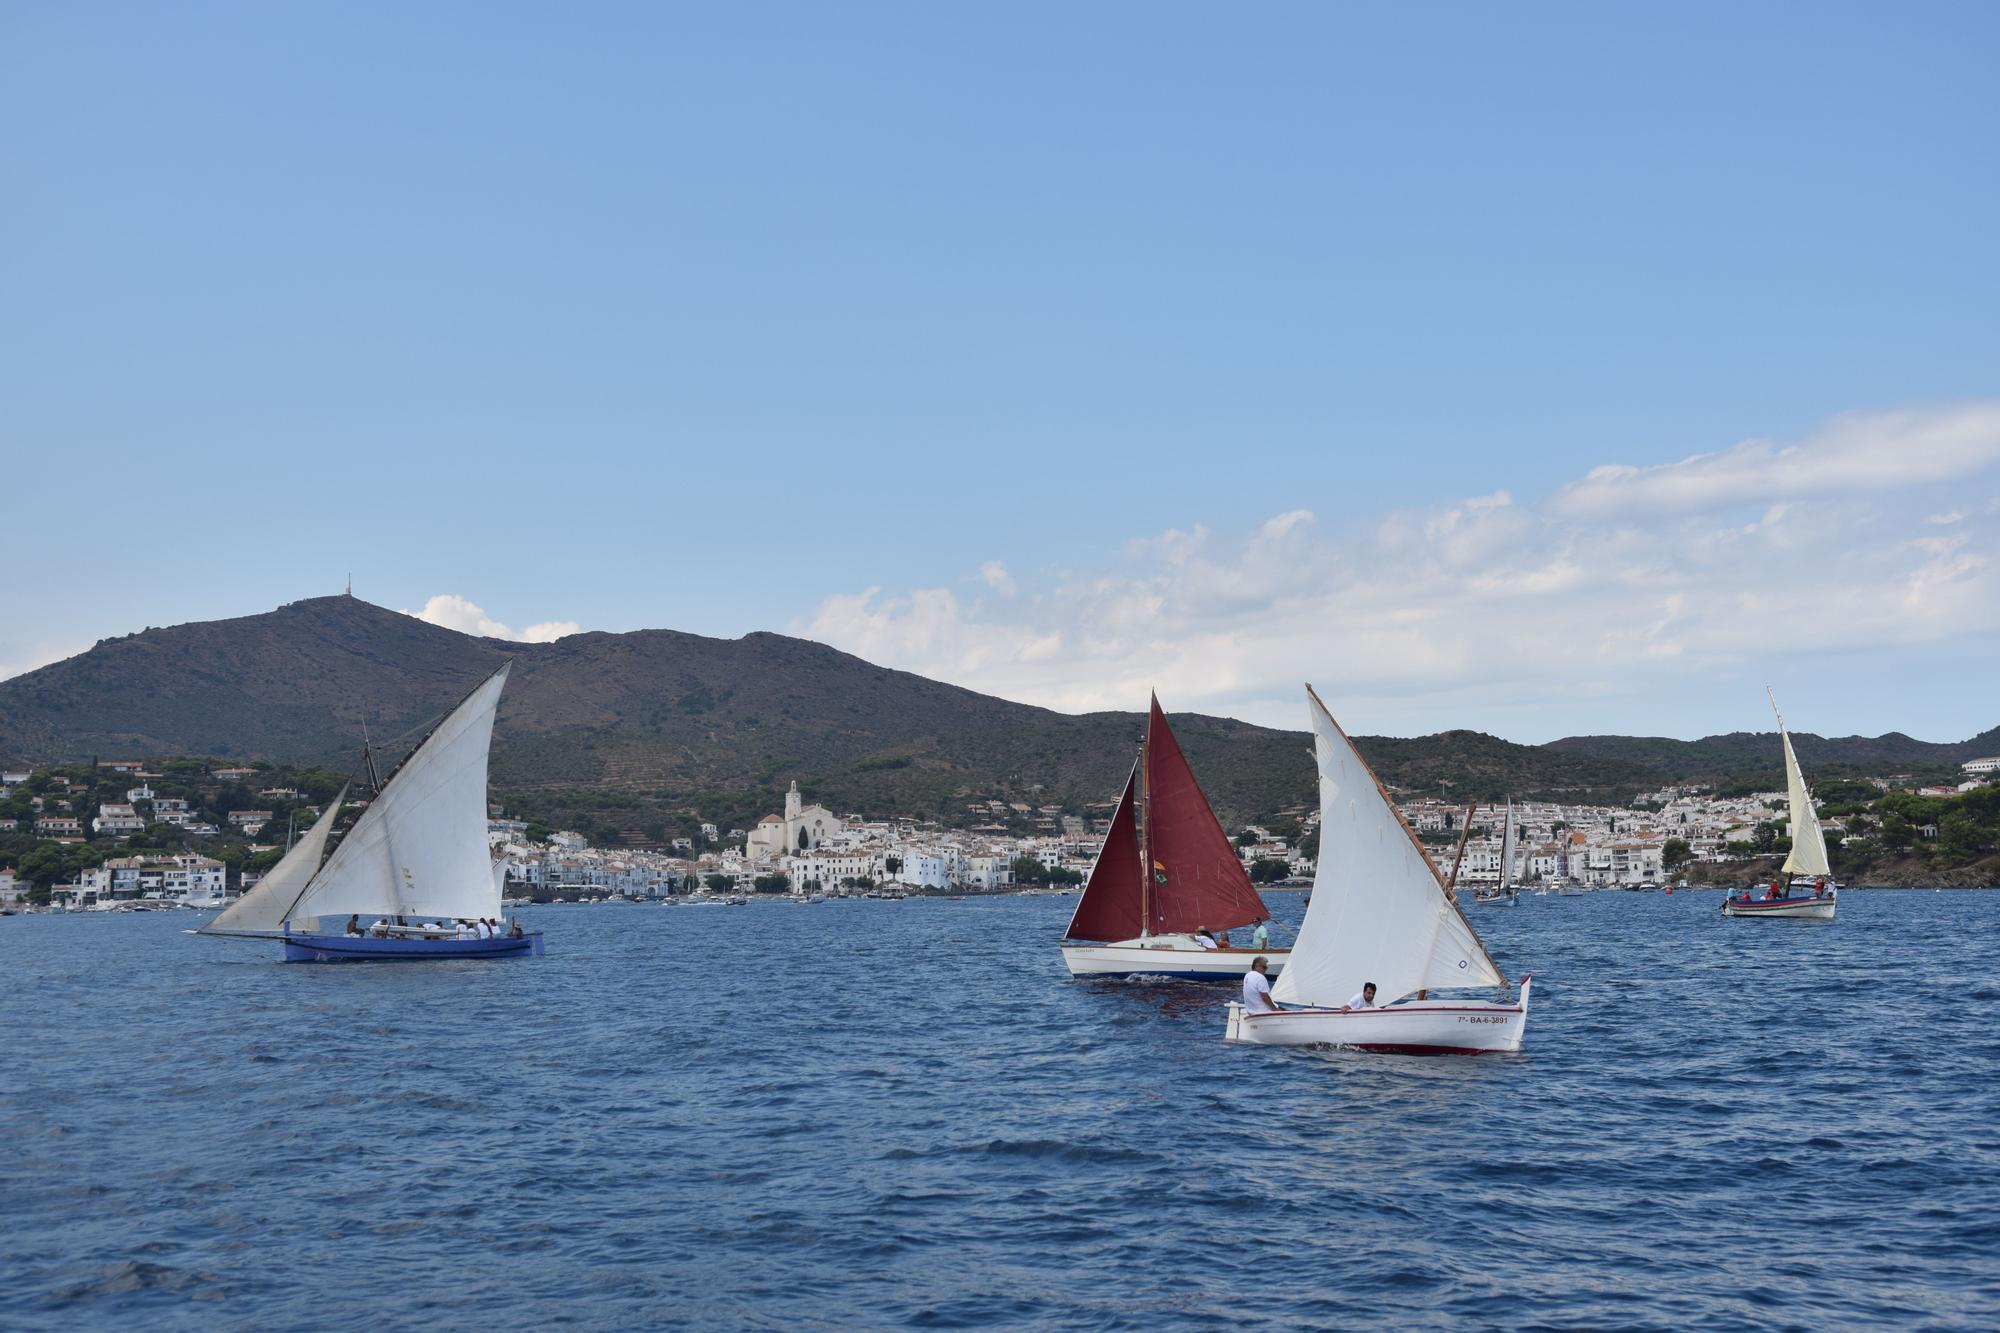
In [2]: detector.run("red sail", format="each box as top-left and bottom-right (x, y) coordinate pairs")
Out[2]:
(1063, 764), (1145, 942)
(1144, 696), (1270, 935)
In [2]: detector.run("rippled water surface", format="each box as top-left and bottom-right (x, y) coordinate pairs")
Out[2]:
(5, 890), (2000, 1330)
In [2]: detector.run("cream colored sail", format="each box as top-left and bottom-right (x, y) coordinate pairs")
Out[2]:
(282, 666), (509, 925)
(1771, 692), (1832, 878)
(1273, 686), (1505, 1008)
(201, 790), (346, 934)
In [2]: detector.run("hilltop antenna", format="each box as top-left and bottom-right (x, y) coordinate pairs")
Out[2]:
(345, 572), (352, 597)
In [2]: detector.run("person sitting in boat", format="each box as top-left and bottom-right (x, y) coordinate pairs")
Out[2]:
(1193, 927), (1218, 950)
(345, 914), (361, 936)
(506, 917), (524, 939)
(1344, 982), (1377, 1011)
(1242, 957), (1278, 1014)
(1765, 879), (1784, 901)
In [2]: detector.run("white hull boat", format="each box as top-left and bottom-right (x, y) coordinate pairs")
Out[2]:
(1061, 696), (1287, 982)
(1725, 692), (1839, 923)
(1223, 686), (1532, 1057)
(1062, 933), (1288, 981)
(1226, 978), (1532, 1054)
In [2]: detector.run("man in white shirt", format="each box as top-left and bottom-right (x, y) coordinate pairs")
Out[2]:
(1241, 957), (1278, 1013)
(1194, 926), (1219, 950)
(1345, 982), (1378, 1011)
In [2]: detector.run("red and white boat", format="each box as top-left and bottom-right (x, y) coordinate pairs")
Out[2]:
(1225, 686), (1531, 1054)
(1061, 695), (1287, 982)
(1722, 691), (1838, 922)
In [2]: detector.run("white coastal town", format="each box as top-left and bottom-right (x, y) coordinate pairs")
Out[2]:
(5, 760), (1995, 914)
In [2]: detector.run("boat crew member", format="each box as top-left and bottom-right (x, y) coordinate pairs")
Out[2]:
(507, 917), (524, 939)
(1345, 982), (1377, 1011)
(1242, 958), (1278, 1013)
(1252, 919), (1270, 950)
(1194, 927), (1218, 950)
(345, 914), (361, 936)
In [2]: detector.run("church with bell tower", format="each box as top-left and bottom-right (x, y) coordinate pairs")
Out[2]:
(745, 780), (845, 863)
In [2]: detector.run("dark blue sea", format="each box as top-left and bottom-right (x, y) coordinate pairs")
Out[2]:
(5, 890), (2000, 1331)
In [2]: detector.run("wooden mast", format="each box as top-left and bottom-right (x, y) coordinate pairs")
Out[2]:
(1137, 698), (1154, 937)
(1444, 801), (1479, 900)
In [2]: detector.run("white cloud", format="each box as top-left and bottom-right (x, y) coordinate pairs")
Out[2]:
(795, 402), (2000, 732)
(1551, 403), (2000, 517)
(401, 595), (579, 644)
(977, 561), (1017, 598)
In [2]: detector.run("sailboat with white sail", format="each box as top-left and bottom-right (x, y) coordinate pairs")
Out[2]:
(1722, 690), (1837, 921)
(196, 664), (542, 961)
(1061, 695), (1287, 981)
(1225, 686), (1531, 1054)
(1473, 800), (1521, 906)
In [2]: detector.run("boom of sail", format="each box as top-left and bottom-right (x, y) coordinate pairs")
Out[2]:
(279, 665), (511, 926)
(1272, 686), (1505, 1008)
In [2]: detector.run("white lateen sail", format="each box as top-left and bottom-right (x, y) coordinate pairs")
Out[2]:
(200, 789), (347, 935)
(1273, 686), (1505, 1008)
(282, 665), (510, 925)
(1771, 690), (1831, 878)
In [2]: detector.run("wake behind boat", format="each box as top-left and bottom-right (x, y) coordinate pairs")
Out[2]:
(1226, 685), (1530, 1054)
(195, 664), (543, 962)
(1061, 695), (1287, 982)
(1723, 690), (1838, 922)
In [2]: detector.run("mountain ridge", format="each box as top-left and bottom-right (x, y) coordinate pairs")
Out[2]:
(0, 596), (1989, 835)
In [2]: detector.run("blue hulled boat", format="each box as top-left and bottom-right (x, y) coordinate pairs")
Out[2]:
(281, 927), (544, 962)
(197, 664), (544, 963)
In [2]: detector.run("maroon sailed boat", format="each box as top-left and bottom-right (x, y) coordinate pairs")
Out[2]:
(1059, 696), (1288, 981)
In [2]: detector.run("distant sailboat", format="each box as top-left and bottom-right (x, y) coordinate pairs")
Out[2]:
(1474, 800), (1521, 906)
(1722, 690), (1837, 921)
(1061, 695), (1287, 981)
(198, 664), (543, 961)
(1225, 686), (1531, 1053)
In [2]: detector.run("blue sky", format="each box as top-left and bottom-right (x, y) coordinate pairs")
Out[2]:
(3, 2), (1996, 742)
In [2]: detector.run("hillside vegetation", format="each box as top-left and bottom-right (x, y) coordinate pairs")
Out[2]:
(1, 596), (1991, 844)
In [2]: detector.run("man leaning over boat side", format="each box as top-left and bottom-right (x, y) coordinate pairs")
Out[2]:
(1242, 958), (1278, 1014)
(1344, 982), (1377, 1011)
